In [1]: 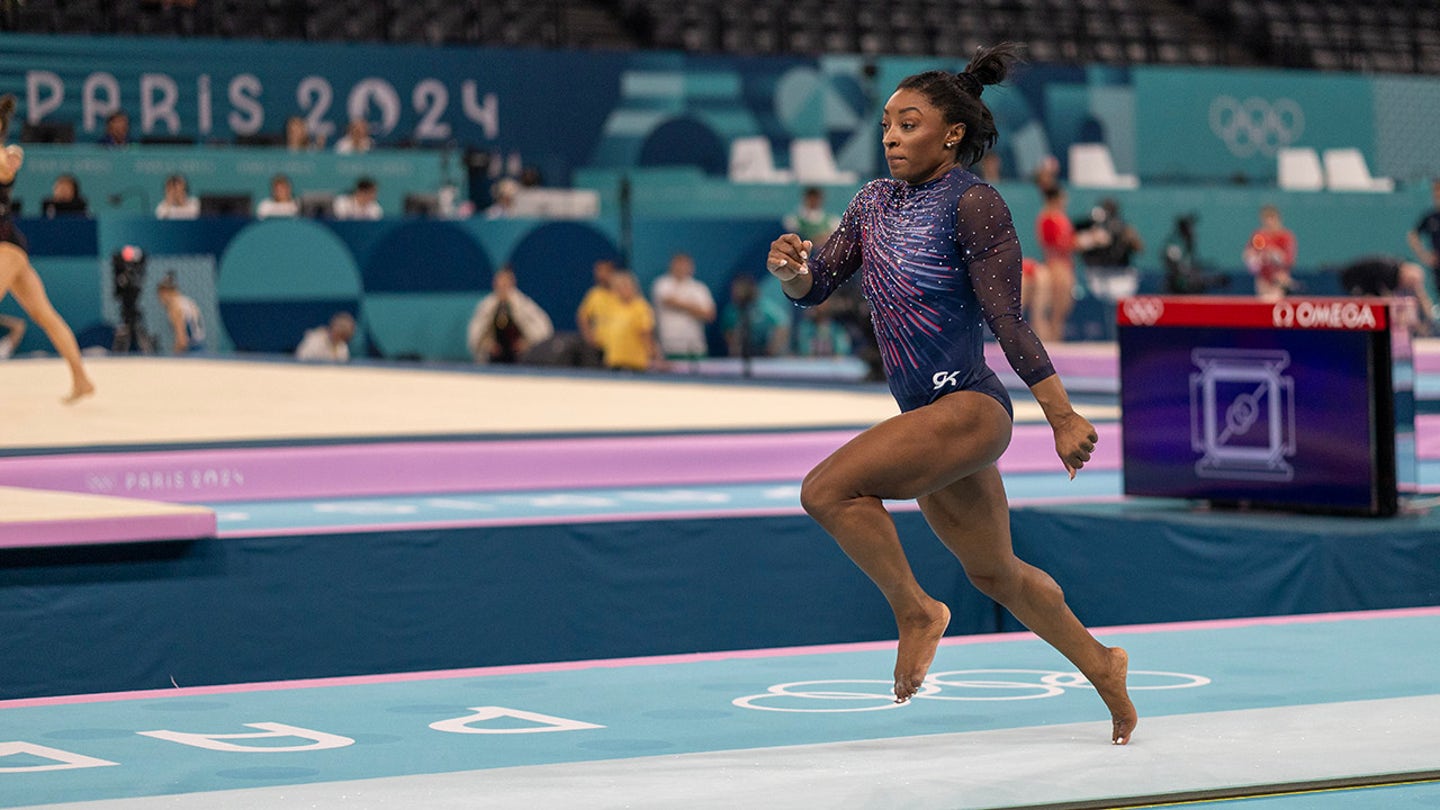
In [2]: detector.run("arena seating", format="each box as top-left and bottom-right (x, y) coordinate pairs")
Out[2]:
(2, 0), (1435, 75)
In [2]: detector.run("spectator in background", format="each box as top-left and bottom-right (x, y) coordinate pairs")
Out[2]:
(466, 266), (553, 364)
(1033, 185), (1076, 342)
(1031, 153), (1060, 194)
(1020, 256), (1052, 342)
(1075, 197), (1144, 307)
(0, 313), (25, 359)
(295, 311), (356, 362)
(99, 111), (129, 147)
(597, 270), (655, 371)
(576, 258), (618, 365)
(978, 151), (1003, 183)
(332, 176), (382, 220)
(256, 174), (299, 219)
(1407, 179), (1440, 301)
(793, 297), (851, 358)
(156, 272), (205, 354)
(1242, 203), (1296, 301)
(783, 186), (841, 246)
(42, 173), (88, 218)
(651, 252), (715, 362)
(722, 273), (790, 358)
(1339, 255), (1436, 336)
(155, 173), (200, 219)
(334, 119), (373, 154)
(285, 116), (324, 152)
(485, 177), (520, 219)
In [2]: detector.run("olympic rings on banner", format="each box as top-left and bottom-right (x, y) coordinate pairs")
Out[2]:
(1208, 96), (1305, 158)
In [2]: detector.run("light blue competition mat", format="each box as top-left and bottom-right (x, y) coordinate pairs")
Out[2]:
(3, 608), (1437, 809)
(211, 470), (1124, 537)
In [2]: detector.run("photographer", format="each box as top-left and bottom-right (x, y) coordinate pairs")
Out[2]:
(1074, 197), (1143, 304)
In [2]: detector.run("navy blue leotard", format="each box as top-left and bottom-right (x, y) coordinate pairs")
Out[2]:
(0, 179), (27, 251)
(790, 166), (1054, 415)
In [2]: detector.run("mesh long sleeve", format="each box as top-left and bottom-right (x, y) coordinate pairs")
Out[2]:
(956, 184), (1056, 387)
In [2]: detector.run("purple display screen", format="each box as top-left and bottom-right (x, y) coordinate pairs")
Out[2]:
(1119, 324), (1383, 512)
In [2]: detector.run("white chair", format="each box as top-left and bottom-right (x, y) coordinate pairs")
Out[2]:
(728, 136), (793, 184)
(1276, 147), (1324, 191)
(1322, 147), (1395, 192)
(1067, 143), (1139, 189)
(789, 138), (858, 184)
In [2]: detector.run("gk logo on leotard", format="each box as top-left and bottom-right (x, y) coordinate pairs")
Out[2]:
(932, 370), (962, 390)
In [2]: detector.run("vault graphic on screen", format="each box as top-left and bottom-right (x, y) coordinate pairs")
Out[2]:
(1189, 348), (1296, 481)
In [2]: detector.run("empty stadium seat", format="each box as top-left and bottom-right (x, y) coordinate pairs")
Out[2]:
(789, 138), (858, 185)
(728, 136), (793, 184)
(1067, 143), (1139, 189)
(1276, 146), (1324, 191)
(1322, 147), (1395, 193)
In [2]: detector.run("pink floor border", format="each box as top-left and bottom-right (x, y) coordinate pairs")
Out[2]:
(6, 605), (1436, 711)
(0, 426), (1122, 506)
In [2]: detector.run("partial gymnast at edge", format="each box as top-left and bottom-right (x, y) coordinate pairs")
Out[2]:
(765, 43), (1136, 744)
(0, 94), (95, 403)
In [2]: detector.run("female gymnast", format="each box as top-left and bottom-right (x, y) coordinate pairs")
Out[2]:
(765, 44), (1135, 744)
(0, 95), (95, 402)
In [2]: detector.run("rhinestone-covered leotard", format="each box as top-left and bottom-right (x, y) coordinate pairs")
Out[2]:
(790, 166), (1054, 415)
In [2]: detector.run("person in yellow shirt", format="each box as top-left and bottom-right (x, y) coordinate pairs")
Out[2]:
(598, 270), (656, 372)
(576, 258), (619, 367)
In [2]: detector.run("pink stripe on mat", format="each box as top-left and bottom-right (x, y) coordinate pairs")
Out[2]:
(0, 427), (1120, 504)
(6, 606), (1434, 710)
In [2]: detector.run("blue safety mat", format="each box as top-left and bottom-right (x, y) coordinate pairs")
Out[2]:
(2, 610), (1437, 809)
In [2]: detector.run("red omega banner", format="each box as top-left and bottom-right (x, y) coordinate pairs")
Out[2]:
(1117, 296), (1390, 331)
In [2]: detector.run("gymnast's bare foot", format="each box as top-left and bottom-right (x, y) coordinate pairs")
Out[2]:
(62, 378), (95, 404)
(893, 599), (950, 703)
(1091, 646), (1137, 745)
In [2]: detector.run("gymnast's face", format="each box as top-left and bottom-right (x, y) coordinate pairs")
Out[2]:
(881, 88), (964, 185)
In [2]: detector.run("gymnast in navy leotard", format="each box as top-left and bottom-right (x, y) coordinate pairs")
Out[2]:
(766, 43), (1135, 744)
(790, 166), (1052, 416)
(0, 93), (95, 402)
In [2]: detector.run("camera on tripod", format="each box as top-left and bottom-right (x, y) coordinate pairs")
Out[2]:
(111, 245), (155, 353)
(1162, 212), (1231, 295)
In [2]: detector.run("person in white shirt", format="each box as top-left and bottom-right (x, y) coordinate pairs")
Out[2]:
(333, 119), (373, 154)
(295, 311), (356, 362)
(332, 177), (382, 220)
(484, 177), (520, 219)
(466, 266), (553, 364)
(255, 174), (299, 219)
(651, 251), (715, 360)
(155, 174), (199, 220)
(156, 273), (205, 354)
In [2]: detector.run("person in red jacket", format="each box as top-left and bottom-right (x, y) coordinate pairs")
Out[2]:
(1243, 204), (1297, 301)
(1034, 186), (1076, 341)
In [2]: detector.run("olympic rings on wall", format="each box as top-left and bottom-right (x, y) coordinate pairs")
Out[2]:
(1208, 96), (1305, 158)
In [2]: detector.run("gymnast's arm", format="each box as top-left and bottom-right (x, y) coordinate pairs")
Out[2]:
(959, 184), (1095, 476)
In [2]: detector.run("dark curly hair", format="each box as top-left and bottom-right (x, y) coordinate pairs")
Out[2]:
(895, 43), (1023, 168)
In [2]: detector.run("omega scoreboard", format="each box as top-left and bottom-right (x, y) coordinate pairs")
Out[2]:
(1117, 296), (1407, 516)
